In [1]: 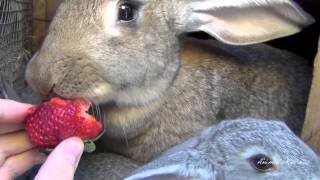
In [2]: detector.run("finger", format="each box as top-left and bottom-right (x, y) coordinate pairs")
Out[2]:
(0, 123), (24, 134)
(0, 131), (34, 167)
(0, 99), (33, 123)
(35, 137), (84, 180)
(0, 149), (46, 180)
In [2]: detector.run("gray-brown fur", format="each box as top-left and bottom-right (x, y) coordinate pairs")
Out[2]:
(26, 0), (314, 162)
(97, 38), (312, 162)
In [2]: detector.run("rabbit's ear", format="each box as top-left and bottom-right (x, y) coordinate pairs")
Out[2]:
(125, 164), (213, 180)
(176, 0), (315, 45)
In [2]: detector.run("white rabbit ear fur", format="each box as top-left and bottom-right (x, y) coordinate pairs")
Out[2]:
(125, 164), (212, 180)
(178, 0), (315, 45)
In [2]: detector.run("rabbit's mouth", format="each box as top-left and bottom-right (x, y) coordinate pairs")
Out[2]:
(88, 102), (106, 140)
(88, 102), (105, 125)
(43, 88), (105, 123)
(40, 77), (114, 105)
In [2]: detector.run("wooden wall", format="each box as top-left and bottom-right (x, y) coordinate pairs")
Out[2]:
(302, 39), (320, 154)
(32, 0), (60, 52)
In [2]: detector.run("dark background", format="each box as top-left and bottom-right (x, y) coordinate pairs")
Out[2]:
(269, 0), (320, 62)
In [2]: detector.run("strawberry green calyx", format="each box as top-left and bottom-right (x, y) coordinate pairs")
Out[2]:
(84, 140), (97, 153)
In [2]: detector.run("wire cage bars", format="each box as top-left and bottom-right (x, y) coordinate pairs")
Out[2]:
(0, 0), (32, 100)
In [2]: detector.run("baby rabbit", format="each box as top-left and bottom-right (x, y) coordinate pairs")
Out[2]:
(26, 0), (315, 162)
(20, 119), (320, 180)
(126, 118), (320, 180)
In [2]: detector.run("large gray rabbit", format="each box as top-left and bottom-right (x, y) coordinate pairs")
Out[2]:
(26, 0), (315, 162)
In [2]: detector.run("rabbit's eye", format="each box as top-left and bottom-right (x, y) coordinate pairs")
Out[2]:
(248, 154), (276, 172)
(118, 3), (136, 22)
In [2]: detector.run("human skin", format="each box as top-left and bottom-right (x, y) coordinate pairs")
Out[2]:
(0, 99), (84, 180)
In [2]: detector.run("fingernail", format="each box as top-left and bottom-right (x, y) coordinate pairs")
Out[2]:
(63, 138), (84, 167)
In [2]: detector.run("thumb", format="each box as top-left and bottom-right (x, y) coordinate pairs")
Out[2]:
(35, 137), (84, 180)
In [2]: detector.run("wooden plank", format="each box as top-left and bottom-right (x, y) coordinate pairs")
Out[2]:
(302, 36), (320, 153)
(32, 20), (47, 52)
(33, 0), (46, 20)
(46, 0), (61, 20)
(32, 0), (47, 52)
(32, 0), (61, 52)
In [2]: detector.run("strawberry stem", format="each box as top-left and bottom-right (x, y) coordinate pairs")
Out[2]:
(84, 140), (96, 153)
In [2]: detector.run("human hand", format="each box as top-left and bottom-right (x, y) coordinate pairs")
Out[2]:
(0, 99), (84, 180)
(0, 99), (46, 180)
(35, 137), (84, 180)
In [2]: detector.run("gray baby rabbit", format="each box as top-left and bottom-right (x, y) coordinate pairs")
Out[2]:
(26, 0), (315, 162)
(126, 118), (320, 180)
(71, 119), (320, 180)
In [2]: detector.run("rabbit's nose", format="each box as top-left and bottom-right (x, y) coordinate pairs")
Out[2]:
(25, 52), (55, 98)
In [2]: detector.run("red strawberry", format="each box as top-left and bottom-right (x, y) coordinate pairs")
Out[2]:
(25, 97), (103, 148)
